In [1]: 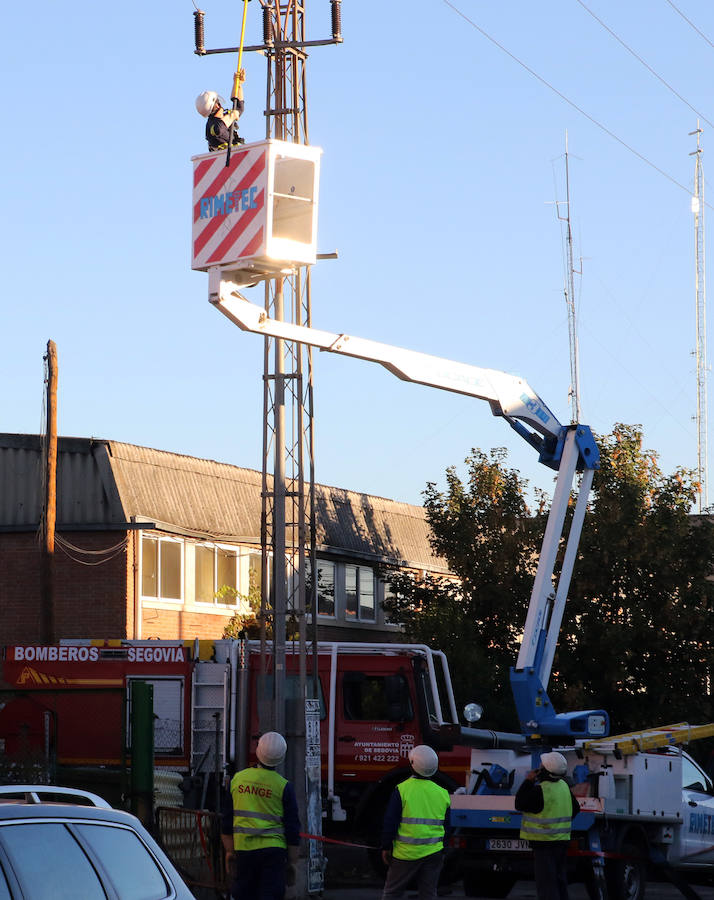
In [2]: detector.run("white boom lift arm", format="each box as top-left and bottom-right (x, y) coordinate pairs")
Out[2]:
(212, 281), (607, 741)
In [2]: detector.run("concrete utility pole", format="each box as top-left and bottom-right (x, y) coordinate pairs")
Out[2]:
(40, 340), (58, 644)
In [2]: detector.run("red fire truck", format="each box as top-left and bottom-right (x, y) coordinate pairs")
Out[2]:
(0, 639), (472, 834)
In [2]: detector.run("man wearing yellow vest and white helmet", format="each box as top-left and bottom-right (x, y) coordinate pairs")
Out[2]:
(221, 731), (300, 899)
(380, 744), (451, 900)
(515, 751), (579, 900)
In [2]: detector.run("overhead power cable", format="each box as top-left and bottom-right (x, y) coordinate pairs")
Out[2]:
(665, 0), (714, 51)
(575, 0), (714, 130)
(441, 0), (702, 204)
(53, 534), (129, 566)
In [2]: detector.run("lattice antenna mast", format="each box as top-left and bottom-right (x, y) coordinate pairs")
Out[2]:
(259, 0), (313, 740)
(556, 131), (582, 423)
(690, 123), (708, 511)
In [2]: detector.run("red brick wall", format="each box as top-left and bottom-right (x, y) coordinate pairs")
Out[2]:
(0, 531), (131, 643)
(140, 608), (230, 641)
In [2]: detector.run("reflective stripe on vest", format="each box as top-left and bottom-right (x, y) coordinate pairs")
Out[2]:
(393, 777), (450, 861)
(230, 766), (287, 851)
(519, 779), (573, 842)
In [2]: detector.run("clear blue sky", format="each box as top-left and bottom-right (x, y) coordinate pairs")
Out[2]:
(3, 1), (714, 508)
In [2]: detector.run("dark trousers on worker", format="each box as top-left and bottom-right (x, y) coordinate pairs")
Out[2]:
(531, 841), (569, 900)
(381, 849), (444, 900)
(231, 846), (287, 900)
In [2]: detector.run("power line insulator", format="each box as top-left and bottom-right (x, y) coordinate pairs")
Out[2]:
(330, 0), (342, 41)
(194, 9), (206, 55)
(263, 3), (274, 46)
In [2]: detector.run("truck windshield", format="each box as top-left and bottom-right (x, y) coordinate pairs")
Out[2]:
(342, 673), (413, 722)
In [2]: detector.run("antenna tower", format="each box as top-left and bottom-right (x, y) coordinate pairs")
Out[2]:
(259, 0), (314, 740)
(691, 123), (708, 511)
(193, 4), (343, 894)
(259, 5), (340, 895)
(556, 132), (582, 423)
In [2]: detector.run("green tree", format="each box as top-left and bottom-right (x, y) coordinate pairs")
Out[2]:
(382, 448), (545, 730)
(383, 426), (714, 734)
(222, 575), (262, 639)
(554, 423), (714, 731)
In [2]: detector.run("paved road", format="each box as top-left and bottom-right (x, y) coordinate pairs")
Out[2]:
(318, 844), (714, 900)
(321, 881), (714, 899)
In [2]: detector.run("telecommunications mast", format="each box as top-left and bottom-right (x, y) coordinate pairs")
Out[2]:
(690, 123), (708, 512)
(192, 3), (343, 894)
(555, 132), (582, 424)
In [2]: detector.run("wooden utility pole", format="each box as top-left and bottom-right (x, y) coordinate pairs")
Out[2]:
(40, 340), (58, 644)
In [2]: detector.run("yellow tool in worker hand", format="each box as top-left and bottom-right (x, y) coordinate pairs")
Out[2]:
(226, 0), (250, 167)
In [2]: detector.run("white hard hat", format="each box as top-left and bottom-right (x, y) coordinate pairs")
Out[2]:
(408, 744), (439, 777)
(540, 751), (568, 776)
(256, 731), (287, 767)
(195, 90), (222, 117)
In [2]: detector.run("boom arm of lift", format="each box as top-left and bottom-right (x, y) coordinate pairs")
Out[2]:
(212, 282), (608, 741)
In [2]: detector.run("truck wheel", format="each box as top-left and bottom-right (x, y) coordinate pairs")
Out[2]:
(463, 872), (516, 898)
(606, 842), (647, 900)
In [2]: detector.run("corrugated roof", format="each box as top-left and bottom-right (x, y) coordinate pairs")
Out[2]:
(0, 434), (448, 572)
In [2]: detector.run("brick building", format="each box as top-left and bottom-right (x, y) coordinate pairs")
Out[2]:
(0, 434), (451, 644)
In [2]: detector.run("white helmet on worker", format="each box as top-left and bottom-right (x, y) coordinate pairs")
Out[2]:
(540, 751), (568, 776)
(195, 90), (223, 117)
(408, 744), (439, 777)
(256, 731), (287, 767)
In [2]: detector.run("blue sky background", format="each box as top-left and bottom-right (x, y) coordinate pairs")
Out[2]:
(3, 1), (714, 508)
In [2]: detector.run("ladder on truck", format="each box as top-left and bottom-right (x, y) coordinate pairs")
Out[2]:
(191, 661), (230, 775)
(582, 722), (714, 757)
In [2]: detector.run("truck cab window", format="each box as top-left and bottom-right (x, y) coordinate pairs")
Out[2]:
(263, 674), (326, 719)
(343, 673), (413, 721)
(682, 755), (713, 793)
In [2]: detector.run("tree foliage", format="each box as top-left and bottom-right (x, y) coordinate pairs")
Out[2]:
(382, 447), (544, 730)
(554, 423), (714, 731)
(382, 425), (714, 734)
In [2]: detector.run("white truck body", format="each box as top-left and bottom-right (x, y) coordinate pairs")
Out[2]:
(451, 742), (714, 898)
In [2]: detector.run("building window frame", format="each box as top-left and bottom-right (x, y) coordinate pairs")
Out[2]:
(315, 560), (336, 619)
(140, 534), (184, 603)
(344, 564), (376, 623)
(194, 542), (241, 607)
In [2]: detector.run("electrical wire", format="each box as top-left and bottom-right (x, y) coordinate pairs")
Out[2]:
(441, 0), (703, 204)
(575, 0), (714, 130)
(664, 0), (714, 51)
(55, 534), (129, 555)
(54, 534), (129, 566)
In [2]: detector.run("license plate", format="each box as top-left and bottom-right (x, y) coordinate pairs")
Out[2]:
(486, 838), (530, 851)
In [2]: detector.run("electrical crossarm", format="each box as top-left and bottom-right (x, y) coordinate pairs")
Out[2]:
(212, 283), (607, 741)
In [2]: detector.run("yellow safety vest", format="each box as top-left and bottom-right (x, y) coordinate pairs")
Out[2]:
(519, 779), (573, 843)
(392, 777), (450, 861)
(230, 766), (287, 851)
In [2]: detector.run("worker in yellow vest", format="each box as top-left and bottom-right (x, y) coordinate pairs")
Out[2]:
(515, 751), (580, 900)
(380, 744), (451, 900)
(221, 731), (300, 899)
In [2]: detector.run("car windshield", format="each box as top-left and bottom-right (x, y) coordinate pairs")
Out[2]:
(0, 823), (107, 900)
(0, 819), (173, 900)
(76, 823), (169, 900)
